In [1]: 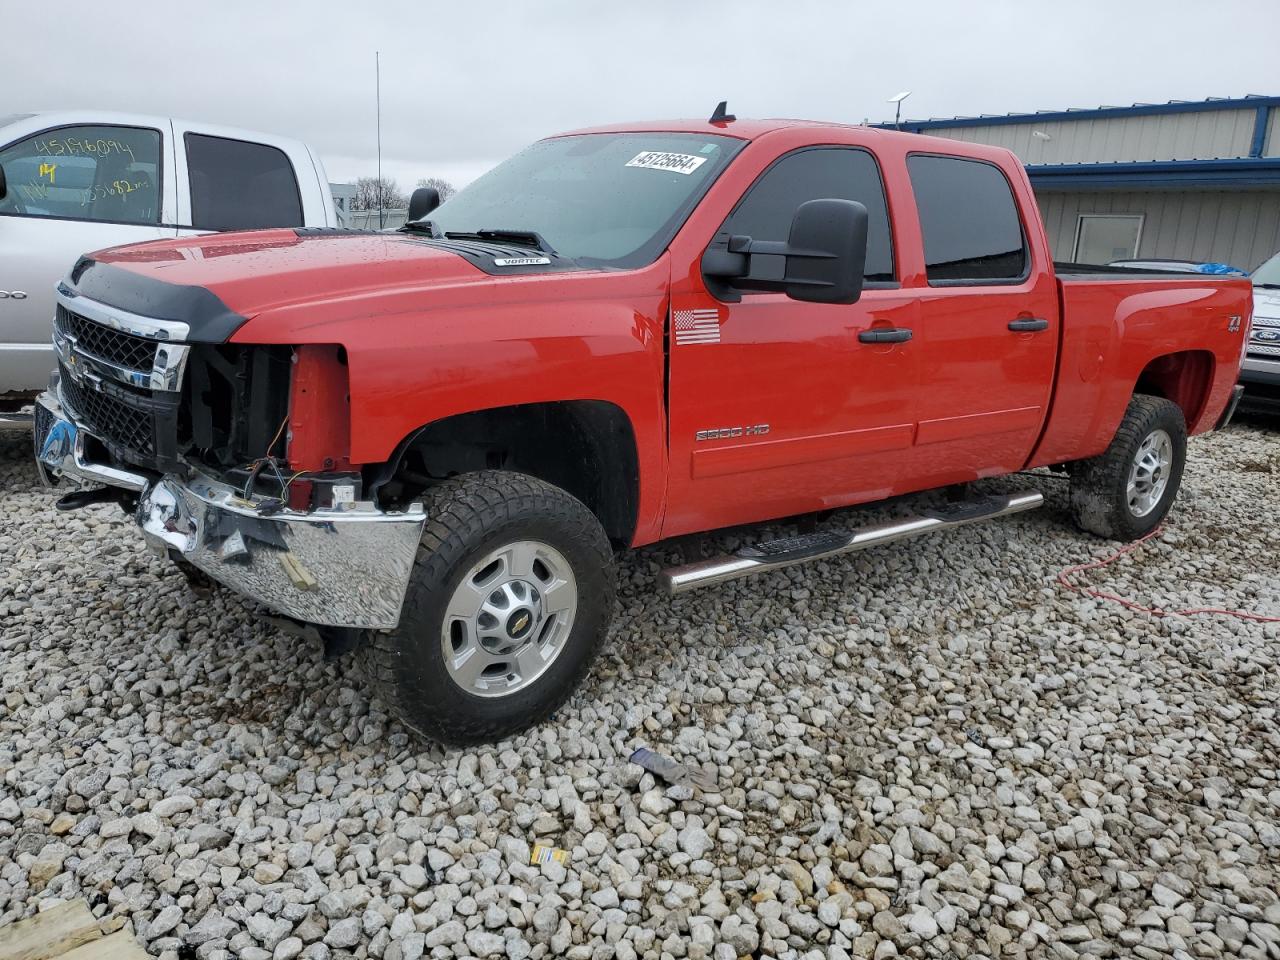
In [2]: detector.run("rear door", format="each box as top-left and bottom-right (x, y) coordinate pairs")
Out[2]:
(906, 154), (1058, 486)
(172, 127), (309, 235)
(0, 121), (175, 392)
(662, 145), (921, 537)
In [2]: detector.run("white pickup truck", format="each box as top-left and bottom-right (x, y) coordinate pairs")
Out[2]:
(0, 111), (337, 426)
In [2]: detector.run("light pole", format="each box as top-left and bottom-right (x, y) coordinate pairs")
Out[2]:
(888, 91), (911, 131)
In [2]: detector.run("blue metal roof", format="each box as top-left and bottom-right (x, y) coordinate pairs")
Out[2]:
(1027, 157), (1280, 191)
(871, 96), (1280, 188)
(883, 95), (1280, 131)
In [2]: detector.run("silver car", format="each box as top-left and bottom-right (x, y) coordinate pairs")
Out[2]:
(1242, 251), (1280, 412)
(0, 111), (337, 428)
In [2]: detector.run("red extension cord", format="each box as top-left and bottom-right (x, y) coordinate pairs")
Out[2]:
(1057, 525), (1280, 624)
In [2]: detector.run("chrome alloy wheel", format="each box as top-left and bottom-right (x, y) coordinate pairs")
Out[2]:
(1127, 428), (1173, 518)
(440, 540), (578, 697)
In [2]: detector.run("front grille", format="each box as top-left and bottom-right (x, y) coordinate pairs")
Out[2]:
(55, 306), (158, 373)
(60, 363), (156, 455)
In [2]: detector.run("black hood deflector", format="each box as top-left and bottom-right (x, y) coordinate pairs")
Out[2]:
(69, 257), (248, 344)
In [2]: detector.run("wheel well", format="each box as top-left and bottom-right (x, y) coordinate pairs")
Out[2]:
(1134, 350), (1214, 427)
(369, 401), (640, 547)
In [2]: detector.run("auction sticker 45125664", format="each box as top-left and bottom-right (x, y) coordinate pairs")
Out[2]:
(625, 151), (708, 175)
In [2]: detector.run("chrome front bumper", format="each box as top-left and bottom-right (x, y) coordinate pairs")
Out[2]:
(34, 391), (425, 629)
(1241, 353), (1280, 385)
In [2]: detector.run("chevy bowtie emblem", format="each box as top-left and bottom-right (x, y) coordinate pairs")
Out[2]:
(513, 613), (530, 633)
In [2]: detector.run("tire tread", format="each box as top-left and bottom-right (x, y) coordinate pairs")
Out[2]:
(1068, 394), (1186, 540)
(355, 471), (615, 745)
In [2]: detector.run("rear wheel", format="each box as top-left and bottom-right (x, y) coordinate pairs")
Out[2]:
(359, 470), (615, 745)
(1069, 394), (1187, 540)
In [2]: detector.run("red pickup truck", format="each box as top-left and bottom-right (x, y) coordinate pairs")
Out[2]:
(34, 112), (1251, 744)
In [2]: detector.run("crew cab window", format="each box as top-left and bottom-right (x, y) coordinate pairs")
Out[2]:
(185, 134), (303, 231)
(907, 155), (1027, 283)
(0, 125), (162, 224)
(721, 147), (894, 283)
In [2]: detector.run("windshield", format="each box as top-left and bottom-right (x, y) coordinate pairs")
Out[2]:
(425, 132), (743, 267)
(1253, 250), (1280, 287)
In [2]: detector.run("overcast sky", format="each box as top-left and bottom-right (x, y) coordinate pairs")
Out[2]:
(5, 0), (1278, 191)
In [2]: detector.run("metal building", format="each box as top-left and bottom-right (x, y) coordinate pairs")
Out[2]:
(887, 95), (1280, 271)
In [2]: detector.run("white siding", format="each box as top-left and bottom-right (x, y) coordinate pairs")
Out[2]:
(923, 109), (1257, 164)
(1036, 190), (1280, 271)
(1265, 108), (1280, 157)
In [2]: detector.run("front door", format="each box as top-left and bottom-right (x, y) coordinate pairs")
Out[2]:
(0, 122), (175, 392)
(905, 154), (1059, 487)
(663, 146), (921, 537)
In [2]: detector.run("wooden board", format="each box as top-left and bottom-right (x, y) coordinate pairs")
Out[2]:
(56, 931), (150, 960)
(0, 900), (102, 960)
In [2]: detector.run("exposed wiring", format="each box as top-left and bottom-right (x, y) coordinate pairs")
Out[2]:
(239, 416), (295, 499)
(243, 459), (266, 499)
(265, 415), (289, 458)
(1057, 524), (1280, 623)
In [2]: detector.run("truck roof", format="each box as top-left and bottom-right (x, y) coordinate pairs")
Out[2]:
(553, 116), (1015, 161)
(11, 110), (317, 155)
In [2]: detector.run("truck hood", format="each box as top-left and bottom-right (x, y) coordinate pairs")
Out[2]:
(70, 228), (584, 343)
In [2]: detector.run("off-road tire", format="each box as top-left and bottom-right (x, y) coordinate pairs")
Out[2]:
(358, 471), (615, 745)
(1069, 394), (1187, 540)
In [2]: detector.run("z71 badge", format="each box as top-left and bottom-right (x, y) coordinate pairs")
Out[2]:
(696, 424), (770, 441)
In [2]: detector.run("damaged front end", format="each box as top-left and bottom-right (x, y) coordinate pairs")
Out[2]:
(34, 284), (424, 630)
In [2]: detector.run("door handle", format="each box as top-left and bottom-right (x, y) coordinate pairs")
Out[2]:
(1008, 317), (1049, 332)
(858, 327), (913, 344)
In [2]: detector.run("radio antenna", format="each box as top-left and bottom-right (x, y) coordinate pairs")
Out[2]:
(376, 51), (384, 229)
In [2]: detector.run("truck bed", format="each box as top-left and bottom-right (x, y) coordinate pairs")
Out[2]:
(1053, 261), (1232, 281)
(1028, 269), (1253, 468)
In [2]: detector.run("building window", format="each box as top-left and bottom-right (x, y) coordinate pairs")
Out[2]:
(1073, 214), (1143, 264)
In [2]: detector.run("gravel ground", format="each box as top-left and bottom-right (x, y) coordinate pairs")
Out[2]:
(1, 420), (1278, 960)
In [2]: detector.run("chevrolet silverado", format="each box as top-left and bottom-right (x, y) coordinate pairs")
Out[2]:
(33, 110), (1252, 743)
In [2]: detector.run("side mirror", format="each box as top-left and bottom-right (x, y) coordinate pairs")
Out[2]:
(702, 198), (869, 305)
(407, 186), (441, 222)
(780, 199), (868, 304)
(0, 163), (7, 202)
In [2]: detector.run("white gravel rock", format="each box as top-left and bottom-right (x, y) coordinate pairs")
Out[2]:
(1, 425), (1278, 959)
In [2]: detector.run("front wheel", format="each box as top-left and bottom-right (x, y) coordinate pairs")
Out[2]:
(1069, 394), (1187, 540)
(358, 471), (616, 745)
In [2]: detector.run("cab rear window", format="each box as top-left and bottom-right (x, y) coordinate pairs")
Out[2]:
(908, 155), (1027, 284)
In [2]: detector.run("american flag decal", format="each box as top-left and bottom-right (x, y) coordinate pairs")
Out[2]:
(674, 308), (721, 345)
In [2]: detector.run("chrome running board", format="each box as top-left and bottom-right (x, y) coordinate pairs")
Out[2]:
(660, 490), (1043, 595)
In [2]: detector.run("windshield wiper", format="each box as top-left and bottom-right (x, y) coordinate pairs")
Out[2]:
(444, 228), (557, 256)
(1255, 282), (1280, 289)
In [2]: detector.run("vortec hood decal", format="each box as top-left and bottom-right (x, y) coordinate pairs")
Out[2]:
(68, 257), (247, 344)
(494, 256), (552, 267)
